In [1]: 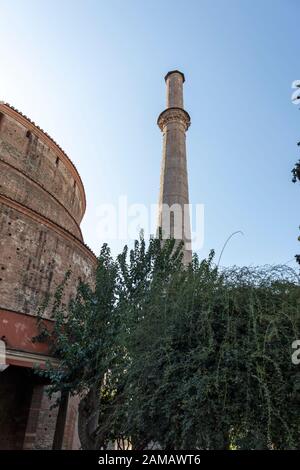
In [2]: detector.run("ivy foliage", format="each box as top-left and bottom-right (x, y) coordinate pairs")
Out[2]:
(36, 237), (300, 449)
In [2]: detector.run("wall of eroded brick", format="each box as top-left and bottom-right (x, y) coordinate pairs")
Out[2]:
(0, 160), (81, 238)
(0, 110), (84, 226)
(0, 105), (97, 450)
(0, 203), (95, 318)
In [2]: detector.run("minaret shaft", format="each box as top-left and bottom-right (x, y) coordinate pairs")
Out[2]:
(157, 70), (192, 264)
(166, 71), (184, 108)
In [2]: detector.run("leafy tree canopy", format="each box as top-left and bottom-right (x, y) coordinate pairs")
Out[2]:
(36, 237), (300, 450)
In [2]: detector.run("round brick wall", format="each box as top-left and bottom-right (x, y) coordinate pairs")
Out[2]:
(0, 103), (96, 336)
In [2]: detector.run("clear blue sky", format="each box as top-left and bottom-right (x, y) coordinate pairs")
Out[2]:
(0, 0), (299, 267)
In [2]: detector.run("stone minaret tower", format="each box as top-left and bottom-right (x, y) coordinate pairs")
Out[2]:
(157, 70), (192, 264)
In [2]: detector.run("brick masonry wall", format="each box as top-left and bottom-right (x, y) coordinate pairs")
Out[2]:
(0, 106), (96, 319)
(23, 385), (60, 450)
(0, 108), (85, 226)
(0, 159), (81, 238)
(0, 105), (97, 449)
(0, 202), (95, 318)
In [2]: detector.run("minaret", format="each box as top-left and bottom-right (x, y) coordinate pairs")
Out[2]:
(157, 70), (192, 264)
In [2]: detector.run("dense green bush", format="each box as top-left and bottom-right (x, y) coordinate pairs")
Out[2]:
(36, 237), (300, 449)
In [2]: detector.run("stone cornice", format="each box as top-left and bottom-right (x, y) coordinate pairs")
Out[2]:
(0, 102), (87, 215)
(157, 107), (191, 131)
(6, 348), (59, 368)
(0, 307), (55, 322)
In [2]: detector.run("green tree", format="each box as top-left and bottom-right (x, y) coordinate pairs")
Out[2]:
(36, 237), (300, 449)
